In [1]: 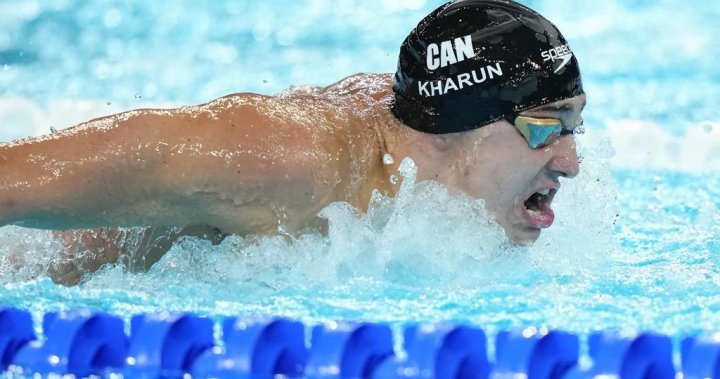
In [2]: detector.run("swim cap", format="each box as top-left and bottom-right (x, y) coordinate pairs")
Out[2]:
(392, 0), (584, 134)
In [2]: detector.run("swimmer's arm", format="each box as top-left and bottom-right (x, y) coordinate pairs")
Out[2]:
(0, 94), (339, 233)
(48, 225), (228, 286)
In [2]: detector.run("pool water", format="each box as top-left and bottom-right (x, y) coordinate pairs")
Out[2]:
(1, 0), (719, 350)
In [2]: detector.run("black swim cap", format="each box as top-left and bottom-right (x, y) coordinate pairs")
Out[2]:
(392, 0), (584, 134)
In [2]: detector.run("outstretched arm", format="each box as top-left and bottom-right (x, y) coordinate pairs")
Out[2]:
(0, 93), (341, 234)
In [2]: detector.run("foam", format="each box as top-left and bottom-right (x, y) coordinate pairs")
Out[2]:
(0, 136), (619, 290)
(2, 118), (719, 333)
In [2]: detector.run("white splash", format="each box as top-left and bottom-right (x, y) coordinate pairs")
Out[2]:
(0, 121), (622, 292)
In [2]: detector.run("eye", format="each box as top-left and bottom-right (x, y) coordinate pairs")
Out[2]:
(537, 130), (562, 148)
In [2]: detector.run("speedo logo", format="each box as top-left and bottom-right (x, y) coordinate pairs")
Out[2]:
(541, 44), (574, 73)
(426, 35), (476, 70)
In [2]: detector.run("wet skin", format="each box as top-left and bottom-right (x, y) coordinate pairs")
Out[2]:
(0, 73), (585, 284)
(428, 97), (586, 244)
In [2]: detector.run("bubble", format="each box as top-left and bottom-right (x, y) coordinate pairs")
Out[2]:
(383, 153), (395, 165)
(398, 157), (417, 180)
(390, 174), (398, 184)
(134, 94), (143, 100)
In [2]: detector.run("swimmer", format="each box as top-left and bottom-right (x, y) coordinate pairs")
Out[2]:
(0, 0), (586, 285)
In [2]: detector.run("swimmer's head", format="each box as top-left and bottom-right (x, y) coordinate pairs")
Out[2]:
(392, 0), (584, 134)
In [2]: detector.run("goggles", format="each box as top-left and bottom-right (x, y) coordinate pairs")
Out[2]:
(505, 114), (584, 149)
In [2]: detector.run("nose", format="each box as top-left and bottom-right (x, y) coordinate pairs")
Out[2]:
(548, 136), (580, 179)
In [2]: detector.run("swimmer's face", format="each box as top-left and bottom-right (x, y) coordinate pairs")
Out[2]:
(444, 94), (587, 244)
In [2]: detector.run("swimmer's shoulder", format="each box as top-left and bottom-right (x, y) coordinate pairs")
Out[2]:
(205, 73), (394, 122)
(320, 73), (394, 103)
(195, 74), (395, 151)
(191, 78), (395, 209)
(270, 73), (393, 104)
(195, 90), (352, 174)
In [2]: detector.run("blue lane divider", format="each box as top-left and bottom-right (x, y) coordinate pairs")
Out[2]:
(0, 308), (35, 370)
(191, 317), (307, 378)
(11, 309), (126, 377)
(682, 335), (720, 379)
(304, 322), (394, 378)
(564, 331), (675, 379)
(493, 327), (578, 379)
(125, 312), (214, 377)
(373, 323), (490, 379)
(4, 307), (720, 378)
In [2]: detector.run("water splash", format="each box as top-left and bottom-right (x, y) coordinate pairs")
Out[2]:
(0, 227), (57, 284)
(4, 132), (720, 334)
(1, 136), (618, 294)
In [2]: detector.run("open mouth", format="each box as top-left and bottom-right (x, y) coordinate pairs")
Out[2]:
(521, 188), (557, 229)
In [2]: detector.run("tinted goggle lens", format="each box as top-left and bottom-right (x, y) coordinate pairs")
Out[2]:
(509, 115), (578, 149)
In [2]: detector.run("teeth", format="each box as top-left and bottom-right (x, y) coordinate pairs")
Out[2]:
(538, 188), (551, 196)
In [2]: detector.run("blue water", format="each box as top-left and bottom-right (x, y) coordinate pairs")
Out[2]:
(1, 0), (720, 346)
